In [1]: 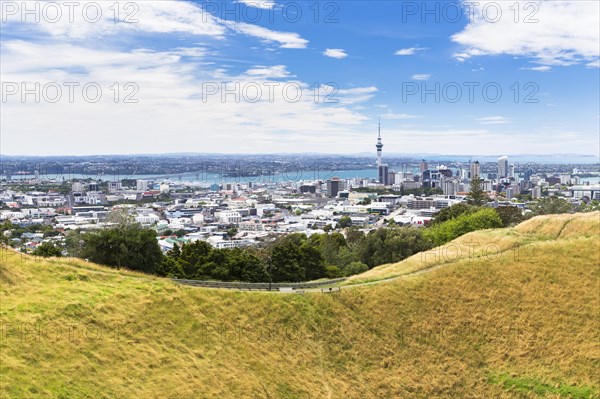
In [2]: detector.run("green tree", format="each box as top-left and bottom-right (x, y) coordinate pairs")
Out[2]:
(425, 208), (503, 246)
(468, 177), (488, 206)
(107, 208), (135, 228)
(156, 257), (185, 278)
(301, 240), (326, 281)
(0, 220), (13, 245)
(32, 242), (62, 257)
(494, 206), (524, 227)
(325, 265), (344, 278)
(270, 235), (305, 282)
(269, 233), (326, 282)
(431, 203), (477, 225)
(226, 227), (238, 237)
(579, 200), (600, 212)
(64, 230), (84, 257)
(345, 227), (365, 249)
(240, 252), (269, 282)
(337, 216), (353, 229)
(530, 197), (573, 215)
(358, 226), (433, 268)
(178, 241), (213, 278)
(172, 229), (187, 238)
(81, 225), (163, 273)
(343, 261), (368, 277)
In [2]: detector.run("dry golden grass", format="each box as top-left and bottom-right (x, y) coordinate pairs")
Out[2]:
(348, 212), (600, 284)
(0, 212), (598, 398)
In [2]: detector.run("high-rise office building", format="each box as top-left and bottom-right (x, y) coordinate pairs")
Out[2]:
(326, 177), (344, 198)
(378, 164), (389, 185)
(470, 161), (481, 179)
(419, 159), (428, 172)
(498, 156), (509, 178)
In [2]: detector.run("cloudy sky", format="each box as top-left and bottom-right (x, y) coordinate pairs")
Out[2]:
(1, 0), (599, 156)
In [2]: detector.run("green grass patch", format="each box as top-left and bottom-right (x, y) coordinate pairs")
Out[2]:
(488, 372), (599, 398)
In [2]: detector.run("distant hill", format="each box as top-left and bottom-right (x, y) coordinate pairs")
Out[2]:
(1, 212), (598, 398)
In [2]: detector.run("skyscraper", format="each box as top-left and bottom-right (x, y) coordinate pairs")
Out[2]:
(326, 177), (344, 198)
(470, 160), (481, 179)
(498, 156), (509, 178)
(376, 119), (389, 185)
(378, 164), (389, 186)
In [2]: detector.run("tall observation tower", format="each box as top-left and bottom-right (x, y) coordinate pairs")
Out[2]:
(376, 118), (389, 185)
(376, 119), (383, 166)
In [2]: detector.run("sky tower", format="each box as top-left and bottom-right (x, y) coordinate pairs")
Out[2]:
(375, 118), (389, 185)
(376, 118), (383, 166)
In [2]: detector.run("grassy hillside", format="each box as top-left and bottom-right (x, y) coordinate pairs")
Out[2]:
(1, 212), (599, 398)
(346, 211), (600, 285)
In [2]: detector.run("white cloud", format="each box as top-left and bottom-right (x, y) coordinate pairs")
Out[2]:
(237, 0), (277, 9)
(411, 74), (431, 81)
(244, 65), (292, 79)
(587, 60), (600, 68)
(0, 40), (374, 155)
(394, 47), (426, 56)
(1, 1), (227, 39)
(476, 116), (511, 125)
(323, 49), (348, 59)
(334, 87), (378, 104)
(228, 22), (308, 49)
(1, 1), (308, 49)
(452, 0), (600, 66)
(521, 66), (551, 72)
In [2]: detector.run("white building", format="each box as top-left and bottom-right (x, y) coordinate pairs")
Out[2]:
(207, 237), (255, 249)
(108, 181), (122, 192)
(72, 182), (85, 192)
(137, 180), (149, 191)
(217, 211), (242, 224)
(159, 183), (170, 194)
(192, 214), (205, 224)
(498, 156), (509, 178)
(135, 214), (160, 225)
(239, 220), (265, 232)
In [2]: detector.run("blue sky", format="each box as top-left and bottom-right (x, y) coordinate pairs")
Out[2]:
(1, 0), (598, 156)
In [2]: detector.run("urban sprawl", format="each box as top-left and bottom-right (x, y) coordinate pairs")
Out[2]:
(1, 130), (598, 255)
